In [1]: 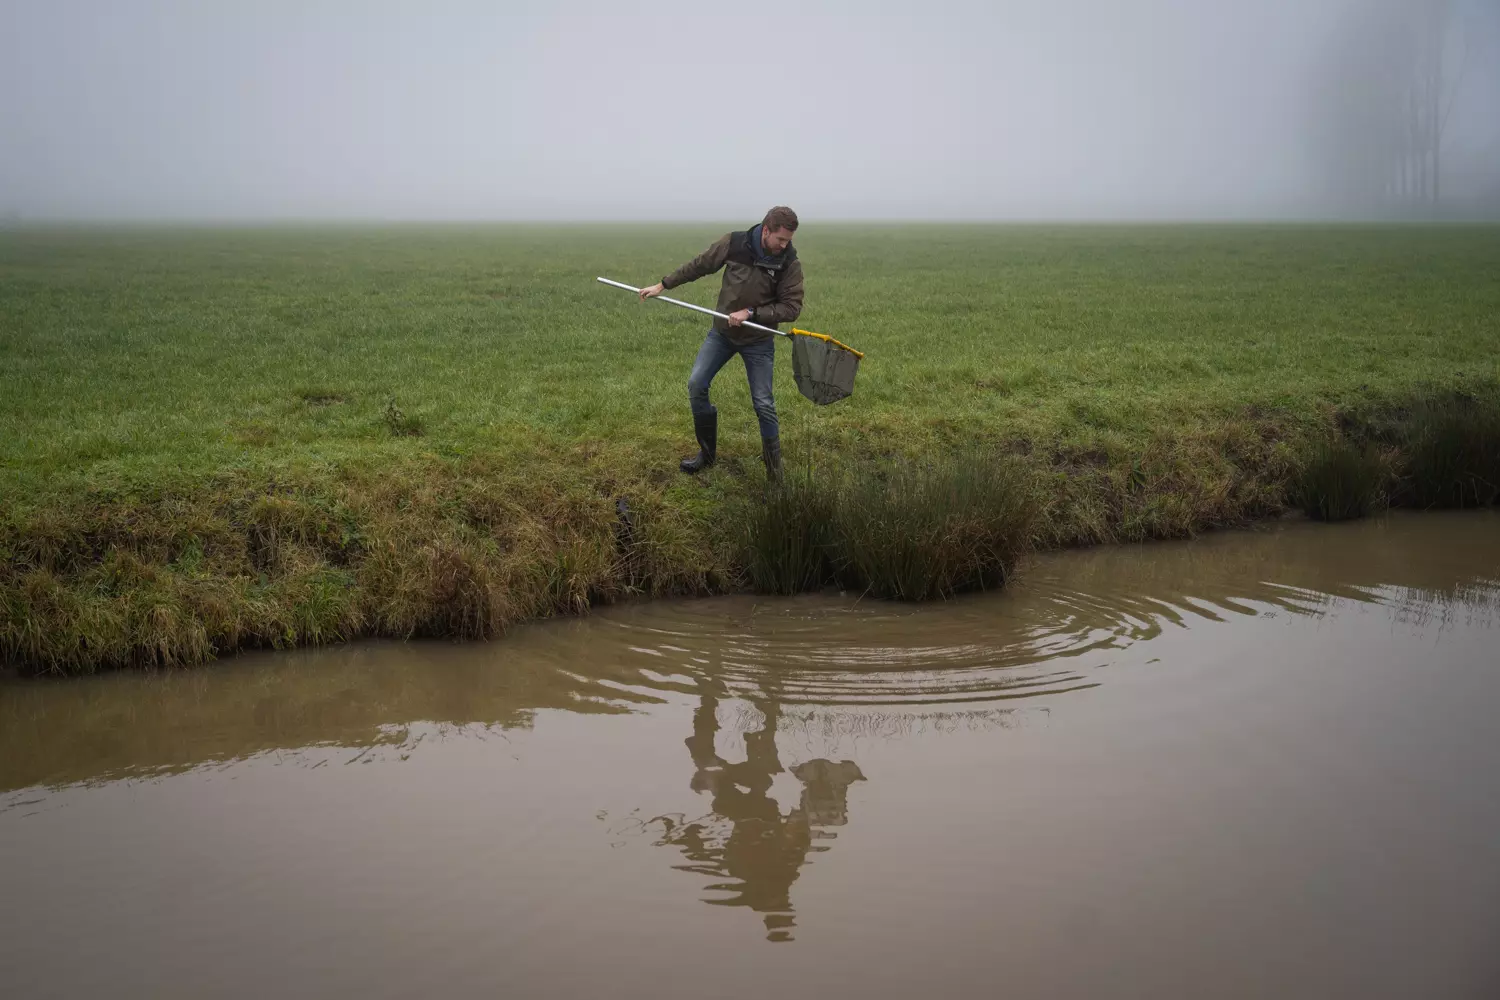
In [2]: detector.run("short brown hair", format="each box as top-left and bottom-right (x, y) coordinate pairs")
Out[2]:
(763, 206), (799, 232)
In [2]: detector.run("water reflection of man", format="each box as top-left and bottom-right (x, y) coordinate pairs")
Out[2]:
(657, 678), (865, 943)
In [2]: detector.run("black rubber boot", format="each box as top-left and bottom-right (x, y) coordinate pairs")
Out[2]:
(680, 411), (717, 474)
(761, 436), (783, 482)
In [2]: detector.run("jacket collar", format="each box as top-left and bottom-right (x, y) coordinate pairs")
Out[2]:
(746, 224), (793, 267)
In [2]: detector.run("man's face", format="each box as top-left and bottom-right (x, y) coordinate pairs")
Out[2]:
(761, 226), (794, 255)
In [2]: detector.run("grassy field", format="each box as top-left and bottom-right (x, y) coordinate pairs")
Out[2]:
(3, 223), (1498, 672)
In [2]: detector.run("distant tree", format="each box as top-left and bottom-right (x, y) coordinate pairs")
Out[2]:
(1313, 0), (1470, 212)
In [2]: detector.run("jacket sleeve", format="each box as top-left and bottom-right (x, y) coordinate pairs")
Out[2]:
(661, 234), (731, 290)
(753, 259), (804, 326)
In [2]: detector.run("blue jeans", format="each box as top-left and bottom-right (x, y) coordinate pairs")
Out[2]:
(688, 328), (778, 441)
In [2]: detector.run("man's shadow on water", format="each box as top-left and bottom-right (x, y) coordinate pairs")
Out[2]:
(650, 675), (866, 943)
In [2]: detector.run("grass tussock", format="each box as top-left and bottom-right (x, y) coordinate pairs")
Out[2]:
(1399, 396), (1500, 508)
(742, 470), (834, 596)
(743, 452), (1039, 600)
(1293, 438), (1387, 522)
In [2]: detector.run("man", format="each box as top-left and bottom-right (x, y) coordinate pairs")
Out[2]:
(638, 206), (804, 480)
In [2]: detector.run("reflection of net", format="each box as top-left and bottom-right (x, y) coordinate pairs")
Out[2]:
(623, 687), (873, 944)
(647, 752), (865, 944)
(790, 328), (861, 405)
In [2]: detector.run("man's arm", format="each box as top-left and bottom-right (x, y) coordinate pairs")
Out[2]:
(639, 234), (731, 301)
(749, 259), (804, 326)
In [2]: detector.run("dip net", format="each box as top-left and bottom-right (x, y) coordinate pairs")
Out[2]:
(790, 329), (862, 405)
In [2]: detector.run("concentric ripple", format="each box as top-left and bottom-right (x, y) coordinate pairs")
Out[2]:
(496, 510), (1499, 710)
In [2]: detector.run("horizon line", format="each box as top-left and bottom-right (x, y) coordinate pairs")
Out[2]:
(5, 214), (1496, 227)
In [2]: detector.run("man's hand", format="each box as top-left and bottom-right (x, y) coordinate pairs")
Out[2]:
(639, 282), (664, 301)
(728, 308), (752, 327)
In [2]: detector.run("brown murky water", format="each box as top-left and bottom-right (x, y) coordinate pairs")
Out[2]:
(3, 512), (1499, 999)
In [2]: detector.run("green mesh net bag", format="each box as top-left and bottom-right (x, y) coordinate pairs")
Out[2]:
(790, 328), (862, 405)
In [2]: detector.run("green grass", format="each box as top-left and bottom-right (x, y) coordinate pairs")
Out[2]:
(3, 223), (1499, 672)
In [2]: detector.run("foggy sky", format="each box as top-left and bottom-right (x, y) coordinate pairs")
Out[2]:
(2, 0), (1496, 221)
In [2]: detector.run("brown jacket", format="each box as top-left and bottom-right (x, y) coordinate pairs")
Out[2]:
(661, 228), (804, 345)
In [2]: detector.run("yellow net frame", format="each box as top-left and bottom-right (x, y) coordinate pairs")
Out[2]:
(791, 328), (865, 360)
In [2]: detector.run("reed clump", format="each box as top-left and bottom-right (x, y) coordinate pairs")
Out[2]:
(742, 452), (1039, 600)
(1292, 438), (1388, 522)
(1397, 396), (1500, 509)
